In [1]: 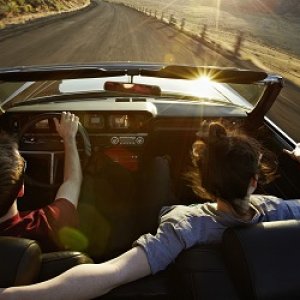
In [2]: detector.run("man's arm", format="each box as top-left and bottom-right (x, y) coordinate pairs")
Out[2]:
(0, 247), (151, 300)
(54, 112), (82, 208)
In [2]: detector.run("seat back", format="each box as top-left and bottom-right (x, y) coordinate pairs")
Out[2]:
(174, 244), (239, 299)
(0, 236), (94, 287)
(0, 236), (41, 287)
(38, 251), (93, 282)
(223, 220), (300, 300)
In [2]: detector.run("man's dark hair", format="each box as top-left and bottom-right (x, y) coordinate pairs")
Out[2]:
(0, 132), (24, 218)
(186, 122), (277, 216)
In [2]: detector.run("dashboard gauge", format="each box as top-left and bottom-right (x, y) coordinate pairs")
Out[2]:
(135, 114), (148, 129)
(109, 114), (130, 129)
(84, 113), (104, 129)
(35, 119), (49, 129)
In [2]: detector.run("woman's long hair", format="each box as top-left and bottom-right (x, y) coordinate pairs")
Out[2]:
(185, 121), (277, 216)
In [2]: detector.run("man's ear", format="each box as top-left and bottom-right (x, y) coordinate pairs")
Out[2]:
(253, 174), (259, 182)
(17, 184), (24, 198)
(247, 175), (258, 195)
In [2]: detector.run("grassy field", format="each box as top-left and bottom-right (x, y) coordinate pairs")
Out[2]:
(110, 0), (300, 87)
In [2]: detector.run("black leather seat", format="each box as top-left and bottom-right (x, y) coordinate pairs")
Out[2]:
(38, 250), (94, 282)
(0, 236), (93, 288)
(223, 220), (300, 300)
(3, 220), (300, 299)
(171, 220), (300, 300)
(174, 244), (239, 300)
(0, 236), (41, 288)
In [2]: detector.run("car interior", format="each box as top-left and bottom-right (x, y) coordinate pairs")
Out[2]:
(0, 68), (299, 299)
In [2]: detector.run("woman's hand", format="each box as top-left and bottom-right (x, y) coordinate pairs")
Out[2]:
(283, 143), (300, 163)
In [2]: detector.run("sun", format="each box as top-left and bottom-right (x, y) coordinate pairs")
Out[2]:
(188, 76), (217, 98)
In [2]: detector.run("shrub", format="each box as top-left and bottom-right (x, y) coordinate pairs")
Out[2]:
(16, 0), (25, 6)
(7, 1), (19, 14)
(20, 4), (34, 13)
(0, 5), (8, 18)
(27, 0), (42, 8)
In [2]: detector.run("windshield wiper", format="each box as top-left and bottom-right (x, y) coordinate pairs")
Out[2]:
(156, 94), (250, 110)
(13, 91), (110, 106)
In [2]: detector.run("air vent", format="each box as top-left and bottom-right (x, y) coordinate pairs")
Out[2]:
(115, 98), (131, 102)
(115, 98), (147, 102)
(132, 98), (147, 102)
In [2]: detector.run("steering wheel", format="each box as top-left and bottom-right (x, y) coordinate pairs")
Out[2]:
(19, 113), (91, 189)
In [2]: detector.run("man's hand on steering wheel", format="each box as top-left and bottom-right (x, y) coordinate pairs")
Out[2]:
(54, 112), (79, 142)
(19, 112), (91, 189)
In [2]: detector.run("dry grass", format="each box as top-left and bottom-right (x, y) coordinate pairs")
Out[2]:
(111, 0), (300, 86)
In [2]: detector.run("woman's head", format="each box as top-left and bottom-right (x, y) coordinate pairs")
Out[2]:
(187, 121), (276, 216)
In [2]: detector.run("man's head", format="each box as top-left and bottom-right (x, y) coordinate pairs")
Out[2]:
(0, 133), (25, 218)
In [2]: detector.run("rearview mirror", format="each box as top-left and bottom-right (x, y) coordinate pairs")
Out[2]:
(104, 81), (161, 96)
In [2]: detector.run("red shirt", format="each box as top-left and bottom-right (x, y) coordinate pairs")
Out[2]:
(0, 198), (79, 252)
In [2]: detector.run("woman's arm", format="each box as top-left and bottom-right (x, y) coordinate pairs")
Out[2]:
(0, 247), (151, 300)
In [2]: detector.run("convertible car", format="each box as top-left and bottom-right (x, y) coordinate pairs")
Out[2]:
(0, 63), (299, 299)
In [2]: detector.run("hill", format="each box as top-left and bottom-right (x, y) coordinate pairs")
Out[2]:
(0, 0), (90, 28)
(191, 0), (300, 16)
(221, 0), (300, 16)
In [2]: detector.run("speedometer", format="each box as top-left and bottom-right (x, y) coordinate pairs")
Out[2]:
(35, 119), (49, 129)
(84, 113), (104, 129)
(109, 114), (130, 129)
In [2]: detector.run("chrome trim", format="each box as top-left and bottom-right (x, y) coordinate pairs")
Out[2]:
(264, 116), (296, 146)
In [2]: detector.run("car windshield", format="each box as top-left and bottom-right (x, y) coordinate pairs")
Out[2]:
(0, 0), (299, 140)
(0, 76), (264, 111)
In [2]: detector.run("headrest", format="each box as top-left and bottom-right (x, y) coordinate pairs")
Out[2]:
(223, 220), (300, 300)
(0, 236), (41, 287)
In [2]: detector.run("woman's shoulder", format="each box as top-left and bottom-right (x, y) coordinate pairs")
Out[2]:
(250, 194), (283, 204)
(250, 194), (287, 210)
(159, 202), (219, 225)
(250, 194), (300, 220)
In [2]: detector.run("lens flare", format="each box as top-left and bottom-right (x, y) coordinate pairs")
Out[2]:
(189, 76), (217, 98)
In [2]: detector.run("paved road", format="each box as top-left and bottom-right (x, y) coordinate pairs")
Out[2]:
(0, 0), (299, 140)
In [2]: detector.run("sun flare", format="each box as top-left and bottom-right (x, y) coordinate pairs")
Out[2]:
(189, 76), (217, 98)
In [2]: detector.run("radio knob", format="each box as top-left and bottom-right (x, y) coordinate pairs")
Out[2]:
(135, 137), (144, 145)
(111, 137), (120, 145)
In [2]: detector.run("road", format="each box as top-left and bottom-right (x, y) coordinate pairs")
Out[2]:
(0, 0), (298, 140)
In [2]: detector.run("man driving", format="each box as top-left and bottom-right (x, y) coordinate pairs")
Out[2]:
(0, 112), (82, 252)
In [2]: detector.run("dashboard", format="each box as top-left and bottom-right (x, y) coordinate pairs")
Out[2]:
(32, 112), (151, 132)
(1, 99), (246, 150)
(4, 110), (154, 148)
(82, 112), (150, 132)
(0, 100), (247, 189)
